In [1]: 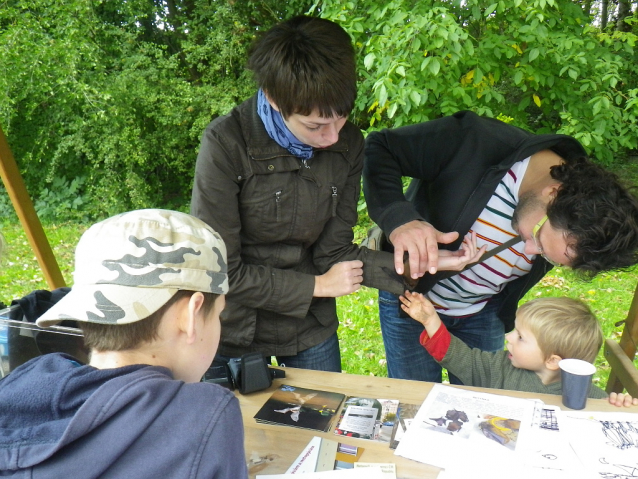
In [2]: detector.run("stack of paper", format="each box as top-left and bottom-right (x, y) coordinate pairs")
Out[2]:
(395, 384), (537, 469)
(256, 436), (394, 478)
(395, 384), (638, 478)
(284, 437), (363, 474)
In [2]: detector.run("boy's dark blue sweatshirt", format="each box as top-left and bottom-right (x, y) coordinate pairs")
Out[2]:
(0, 354), (247, 478)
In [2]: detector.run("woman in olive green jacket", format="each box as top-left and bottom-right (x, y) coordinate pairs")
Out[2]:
(191, 16), (476, 371)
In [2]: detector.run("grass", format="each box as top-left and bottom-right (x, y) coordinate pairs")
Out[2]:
(2, 219), (637, 392)
(0, 222), (86, 302)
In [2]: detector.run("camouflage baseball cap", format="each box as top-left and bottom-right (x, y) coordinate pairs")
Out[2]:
(36, 209), (228, 327)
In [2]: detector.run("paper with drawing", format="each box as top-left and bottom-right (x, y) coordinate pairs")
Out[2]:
(560, 411), (638, 479)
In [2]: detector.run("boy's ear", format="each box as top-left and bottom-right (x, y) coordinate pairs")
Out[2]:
(188, 292), (206, 316)
(183, 292), (206, 344)
(545, 354), (563, 371)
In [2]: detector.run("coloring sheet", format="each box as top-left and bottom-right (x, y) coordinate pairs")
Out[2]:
(559, 411), (638, 479)
(438, 454), (584, 479)
(439, 403), (591, 479)
(517, 404), (588, 475)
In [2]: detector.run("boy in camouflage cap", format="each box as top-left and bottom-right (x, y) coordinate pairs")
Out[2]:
(0, 209), (247, 479)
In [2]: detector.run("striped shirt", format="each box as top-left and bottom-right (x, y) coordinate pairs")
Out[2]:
(427, 157), (534, 316)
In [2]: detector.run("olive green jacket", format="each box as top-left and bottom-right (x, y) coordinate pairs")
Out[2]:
(191, 95), (403, 357)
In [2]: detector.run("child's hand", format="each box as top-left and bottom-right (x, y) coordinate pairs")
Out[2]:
(608, 392), (638, 407)
(437, 232), (487, 272)
(399, 291), (440, 332)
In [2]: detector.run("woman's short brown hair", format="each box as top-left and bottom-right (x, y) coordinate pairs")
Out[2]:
(247, 15), (356, 119)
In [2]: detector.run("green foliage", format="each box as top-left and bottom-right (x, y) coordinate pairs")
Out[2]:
(0, 191), (17, 223)
(0, 1), (310, 220)
(316, 0), (638, 163)
(2, 0), (638, 218)
(338, 286), (388, 376)
(34, 176), (88, 222)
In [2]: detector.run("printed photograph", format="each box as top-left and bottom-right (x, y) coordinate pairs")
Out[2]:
(254, 385), (345, 432)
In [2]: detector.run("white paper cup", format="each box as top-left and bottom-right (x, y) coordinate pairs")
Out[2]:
(559, 359), (596, 410)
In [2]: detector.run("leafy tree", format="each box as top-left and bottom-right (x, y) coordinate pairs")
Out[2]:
(316, 0), (638, 164)
(0, 0), (309, 220)
(1, 0), (637, 221)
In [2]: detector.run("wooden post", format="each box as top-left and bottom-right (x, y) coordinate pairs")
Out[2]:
(605, 282), (638, 394)
(0, 124), (66, 289)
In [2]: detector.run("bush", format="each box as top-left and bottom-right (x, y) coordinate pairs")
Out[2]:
(0, 1), (289, 220)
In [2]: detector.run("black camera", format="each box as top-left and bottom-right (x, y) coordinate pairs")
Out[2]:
(203, 352), (285, 394)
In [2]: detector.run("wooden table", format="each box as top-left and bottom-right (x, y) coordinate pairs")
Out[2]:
(236, 367), (619, 478)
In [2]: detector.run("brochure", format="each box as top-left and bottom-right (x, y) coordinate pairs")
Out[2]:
(353, 463), (396, 479)
(285, 436), (364, 474)
(254, 384), (345, 432)
(394, 384), (537, 469)
(334, 397), (400, 442)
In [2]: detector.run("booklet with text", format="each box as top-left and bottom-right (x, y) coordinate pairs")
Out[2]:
(285, 436), (365, 474)
(333, 396), (400, 442)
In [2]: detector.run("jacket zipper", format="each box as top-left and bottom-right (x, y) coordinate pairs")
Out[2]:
(331, 186), (338, 216)
(275, 190), (282, 221)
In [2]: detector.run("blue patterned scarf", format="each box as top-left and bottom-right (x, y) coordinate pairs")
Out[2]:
(257, 89), (314, 160)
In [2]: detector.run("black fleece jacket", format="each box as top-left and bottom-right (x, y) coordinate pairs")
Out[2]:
(363, 111), (587, 331)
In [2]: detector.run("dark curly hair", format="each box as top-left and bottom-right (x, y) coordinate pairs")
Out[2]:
(547, 157), (638, 276)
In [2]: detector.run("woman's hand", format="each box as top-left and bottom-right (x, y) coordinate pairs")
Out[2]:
(437, 232), (487, 272)
(314, 260), (363, 297)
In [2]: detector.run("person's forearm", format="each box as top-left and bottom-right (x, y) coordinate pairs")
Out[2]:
(423, 315), (442, 338)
